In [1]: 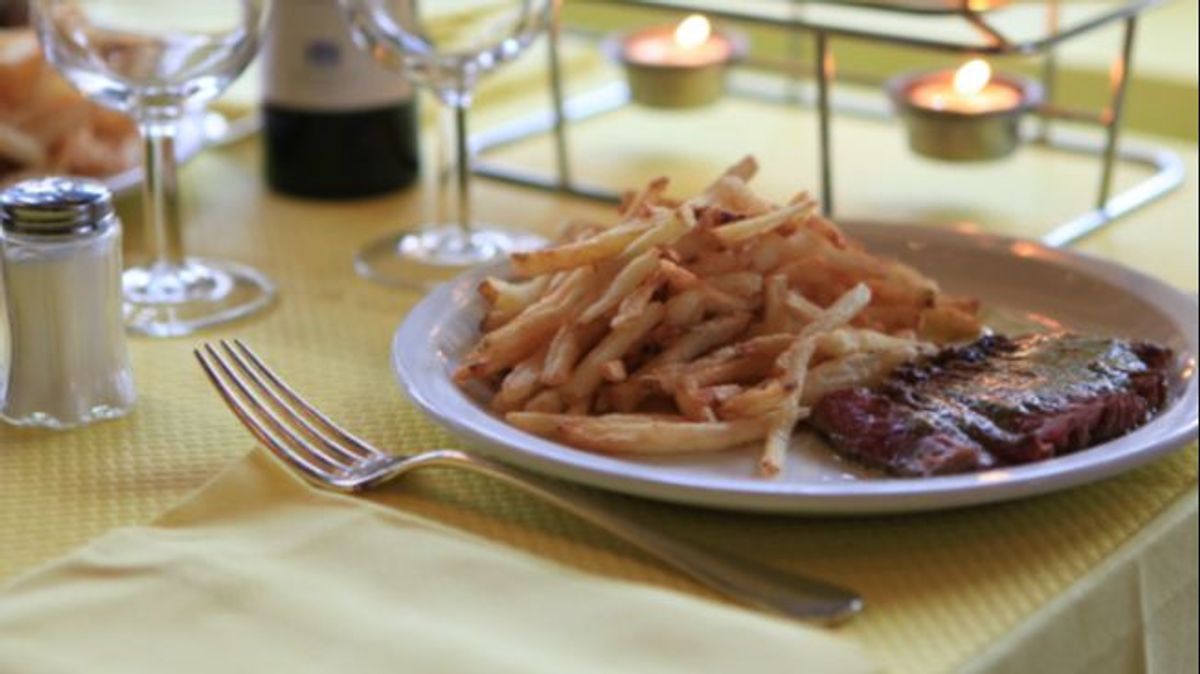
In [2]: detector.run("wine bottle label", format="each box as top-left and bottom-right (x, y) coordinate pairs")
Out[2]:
(263, 0), (412, 110)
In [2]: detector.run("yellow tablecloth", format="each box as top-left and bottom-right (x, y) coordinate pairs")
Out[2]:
(1, 64), (1197, 672)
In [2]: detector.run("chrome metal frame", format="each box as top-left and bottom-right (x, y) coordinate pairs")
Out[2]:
(471, 0), (1184, 248)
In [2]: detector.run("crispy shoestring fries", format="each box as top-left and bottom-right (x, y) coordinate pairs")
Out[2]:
(455, 157), (982, 477)
(2, 30), (138, 184)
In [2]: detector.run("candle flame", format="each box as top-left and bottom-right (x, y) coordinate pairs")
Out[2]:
(823, 51), (837, 79)
(953, 59), (992, 96)
(674, 14), (711, 49)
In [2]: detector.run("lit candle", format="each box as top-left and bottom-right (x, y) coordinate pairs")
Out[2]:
(908, 59), (1022, 114)
(623, 14), (732, 68)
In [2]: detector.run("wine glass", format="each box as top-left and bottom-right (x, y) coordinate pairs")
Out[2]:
(33, 0), (274, 337)
(339, 0), (550, 288)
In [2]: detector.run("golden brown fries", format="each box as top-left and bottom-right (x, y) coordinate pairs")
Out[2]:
(455, 157), (982, 477)
(1, 30), (137, 184)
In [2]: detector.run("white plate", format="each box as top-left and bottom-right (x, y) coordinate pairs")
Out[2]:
(393, 223), (1199, 514)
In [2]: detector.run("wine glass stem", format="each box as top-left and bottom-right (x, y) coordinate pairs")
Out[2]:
(450, 101), (473, 236)
(139, 121), (186, 273)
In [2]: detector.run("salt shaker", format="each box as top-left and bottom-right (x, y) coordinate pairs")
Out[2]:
(0, 177), (136, 429)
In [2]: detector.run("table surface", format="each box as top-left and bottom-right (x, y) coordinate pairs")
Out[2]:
(1, 64), (1197, 673)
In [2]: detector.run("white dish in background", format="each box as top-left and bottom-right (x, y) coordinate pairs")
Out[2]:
(393, 222), (1198, 514)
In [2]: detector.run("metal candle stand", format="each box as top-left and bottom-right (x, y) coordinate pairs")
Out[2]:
(470, 0), (1184, 248)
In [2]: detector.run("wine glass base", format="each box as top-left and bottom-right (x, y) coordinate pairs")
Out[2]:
(123, 258), (276, 338)
(355, 225), (545, 289)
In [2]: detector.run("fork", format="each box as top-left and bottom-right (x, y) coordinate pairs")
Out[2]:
(194, 339), (863, 624)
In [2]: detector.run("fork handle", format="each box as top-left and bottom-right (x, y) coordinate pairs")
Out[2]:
(403, 450), (863, 623)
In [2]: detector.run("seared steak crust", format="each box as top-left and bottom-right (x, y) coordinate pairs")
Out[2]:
(811, 333), (1173, 476)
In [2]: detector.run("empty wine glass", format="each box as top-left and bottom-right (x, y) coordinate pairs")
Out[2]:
(33, 0), (274, 337)
(339, 0), (550, 288)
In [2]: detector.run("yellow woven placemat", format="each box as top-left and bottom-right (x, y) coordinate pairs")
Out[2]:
(2, 127), (1197, 674)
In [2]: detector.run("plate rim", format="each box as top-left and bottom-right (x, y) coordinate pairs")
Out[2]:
(392, 222), (1199, 514)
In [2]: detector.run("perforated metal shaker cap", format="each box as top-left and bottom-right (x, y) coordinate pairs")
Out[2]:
(0, 176), (115, 236)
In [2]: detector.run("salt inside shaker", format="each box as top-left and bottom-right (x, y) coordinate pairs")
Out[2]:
(0, 177), (136, 429)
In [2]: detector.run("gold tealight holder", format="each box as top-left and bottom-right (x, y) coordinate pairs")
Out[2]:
(887, 60), (1043, 161)
(605, 14), (746, 110)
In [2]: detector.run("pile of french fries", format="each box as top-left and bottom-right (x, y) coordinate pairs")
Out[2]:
(453, 157), (981, 476)
(1, 30), (137, 184)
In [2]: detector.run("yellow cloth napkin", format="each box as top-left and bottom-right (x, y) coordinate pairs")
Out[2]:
(0, 450), (875, 674)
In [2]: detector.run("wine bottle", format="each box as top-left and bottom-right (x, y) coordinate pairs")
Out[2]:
(262, 0), (418, 199)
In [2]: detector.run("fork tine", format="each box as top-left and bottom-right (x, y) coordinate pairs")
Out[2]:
(200, 343), (353, 476)
(194, 345), (334, 483)
(201, 340), (350, 472)
(218, 340), (376, 465)
(231, 339), (384, 460)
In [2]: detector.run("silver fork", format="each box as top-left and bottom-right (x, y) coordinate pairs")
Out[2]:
(194, 339), (863, 623)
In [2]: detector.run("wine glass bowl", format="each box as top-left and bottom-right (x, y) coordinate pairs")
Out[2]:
(36, 4), (260, 117)
(343, 0), (546, 99)
(33, 0), (274, 337)
(338, 0), (552, 288)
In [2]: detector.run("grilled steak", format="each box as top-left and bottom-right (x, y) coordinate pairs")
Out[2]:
(811, 333), (1173, 476)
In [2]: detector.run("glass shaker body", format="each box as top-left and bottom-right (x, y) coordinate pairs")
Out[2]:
(0, 179), (136, 429)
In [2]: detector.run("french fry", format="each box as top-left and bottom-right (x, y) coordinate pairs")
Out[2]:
(704, 175), (772, 216)
(745, 235), (786, 272)
(673, 379), (718, 421)
(756, 273), (791, 335)
(619, 207), (693, 259)
(800, 348), (920, 406)
(491, 348), (547, 413)
(919, 302), (984, 343)
(703, 155), (758, 193)
(561, 301), (665, 405)
(688, 250), (743, 276)
(659, 260), (748, 313)
(760, 339), (817, 476)
(657, 333), (792, 379)
(642, 312), (751, 371)
(711, 200), (815, 245)
(685, 352), (776, 389)
(454, 267), (596, 383)
(761, 283), (872, 475)
(510, 220), (653, 277)
(541, 317), (608, 387)
(620, 176), (669, 218)
(664, 289), (706, 327)
(578, 247), (660, 324)
(0, 123), (45, 167)
(524, 389), (565, 413)
(556, 219), (609, 243)
(814, 328), (933, 360)
(566, 396), (593, 416)
(600, 359), (627, 383)
(785, 290), (824, 322)
(612, 277), (662, 328)
(709, 271), (763, 298)
(719, 380), (787, 420)
(507, 412), (768, 454)
(479, 275), (551, 315)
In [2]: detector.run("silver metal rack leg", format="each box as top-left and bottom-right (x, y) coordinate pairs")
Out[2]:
(1037, 0), (1061, 143)
(547, 0), (573, 189)
(815, 31), (834, 217)
(1098, 16), (1137, 208)
(1040, 15), (1146, 248)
